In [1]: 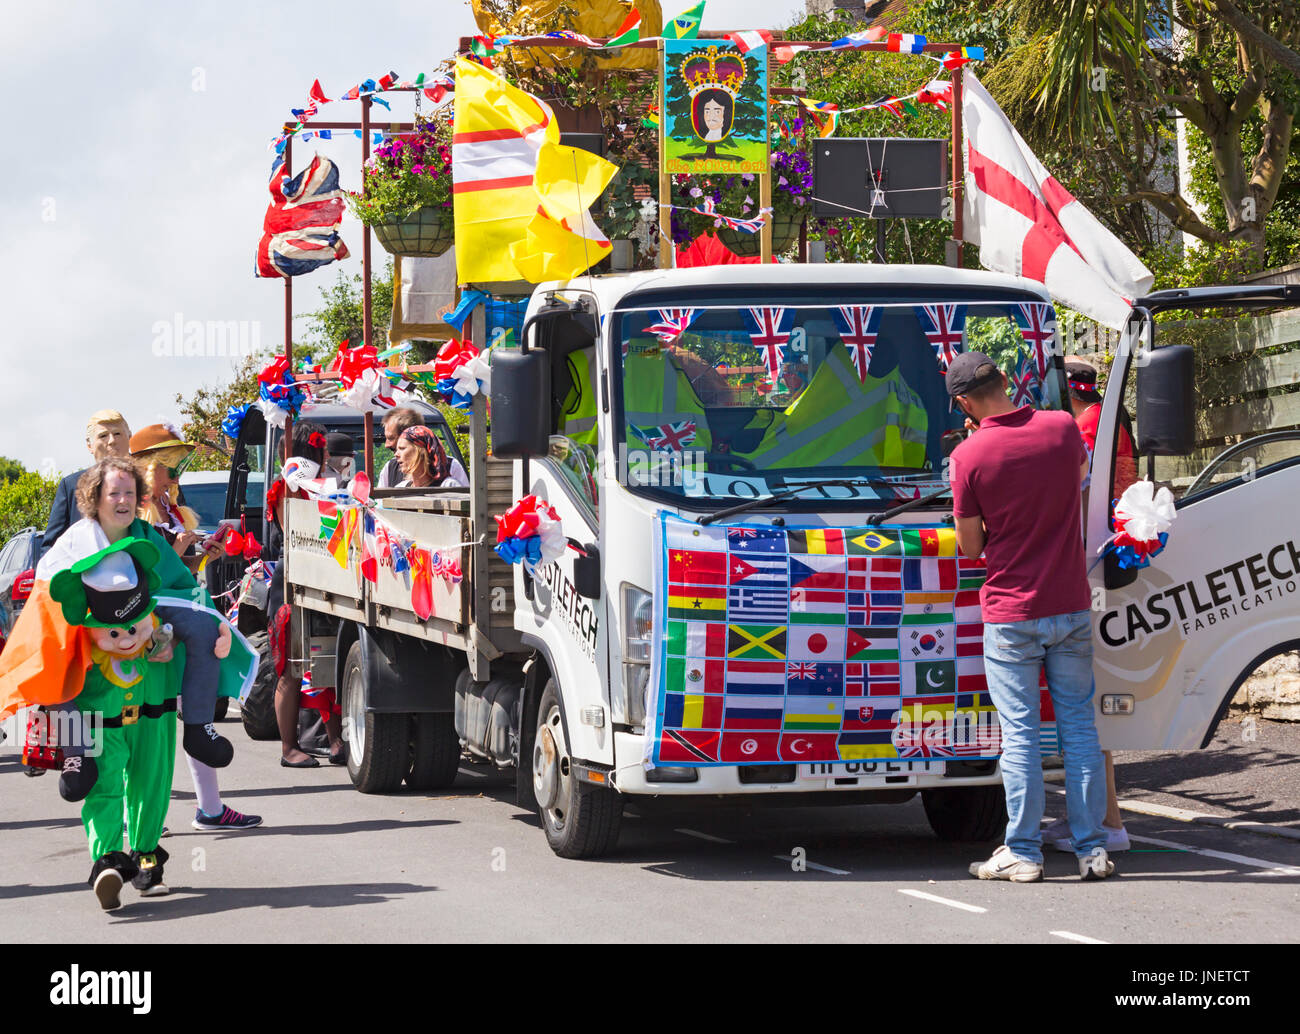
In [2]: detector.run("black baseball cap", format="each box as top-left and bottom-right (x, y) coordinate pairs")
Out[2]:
(945, 351), (1002, 397)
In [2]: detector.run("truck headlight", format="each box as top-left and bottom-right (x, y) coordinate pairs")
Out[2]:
(621, 583), (653, 727)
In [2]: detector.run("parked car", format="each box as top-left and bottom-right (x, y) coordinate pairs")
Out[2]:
(0, 527), (41, 643)
(180, 471), (265, 536)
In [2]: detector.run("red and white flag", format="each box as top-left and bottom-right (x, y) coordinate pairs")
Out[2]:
(728, 30), (772, 54)
(962, 74), (1153, 329)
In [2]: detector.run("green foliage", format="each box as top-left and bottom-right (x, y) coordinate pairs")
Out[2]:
(0, 457), (24, 484)
(174, 355), (264, 471)
(347, 116), (454, 227)
(0, 470), (58, 544)
(305, 261), (396, 365)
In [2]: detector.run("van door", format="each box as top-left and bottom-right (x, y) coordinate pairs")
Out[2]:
(1084, 289), (1300, 749)
(204, 406), (269, 630)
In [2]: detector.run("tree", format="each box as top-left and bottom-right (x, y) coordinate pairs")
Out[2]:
(174, 355), (264, 471)
(986, 0), (1299, 254)
(0, 457), (24, 485)
(0, 470), (58, 544)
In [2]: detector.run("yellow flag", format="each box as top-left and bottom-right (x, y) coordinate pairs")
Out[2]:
(453, 59), (561, 284)
(453, 58), (620, 285)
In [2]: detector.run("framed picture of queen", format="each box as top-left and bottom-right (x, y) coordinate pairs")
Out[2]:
(662, 40), (768, 174)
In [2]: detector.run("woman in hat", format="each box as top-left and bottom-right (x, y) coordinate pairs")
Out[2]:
(129, 423), (222, 575)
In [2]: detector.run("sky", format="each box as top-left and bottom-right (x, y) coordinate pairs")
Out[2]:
(0, 0), (810, 477)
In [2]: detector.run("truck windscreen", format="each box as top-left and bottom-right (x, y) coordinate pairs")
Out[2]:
(613, 298), (1065, 505)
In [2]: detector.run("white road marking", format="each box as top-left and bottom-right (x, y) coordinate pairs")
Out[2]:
(897, 888), (987, 913)
(1129, 834), (1300, 877)
(458, 767), (488, 778)
(1050, 930), (1108, 944)
(675, 828), (733, 844)
(773, 855), (851, 875)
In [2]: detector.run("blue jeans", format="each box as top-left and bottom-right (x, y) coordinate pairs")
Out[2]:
(983, 610), (1107, 863)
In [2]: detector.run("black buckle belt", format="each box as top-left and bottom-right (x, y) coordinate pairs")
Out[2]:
(100, 698), (177, 729)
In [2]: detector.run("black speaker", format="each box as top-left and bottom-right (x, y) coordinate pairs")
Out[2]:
(560, 132), (605, 157)
(1136, 345), (1196, 456)
(813, 138), (948, 219)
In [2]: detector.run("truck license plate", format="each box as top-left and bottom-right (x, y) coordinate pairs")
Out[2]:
(799, 760), (945, 781)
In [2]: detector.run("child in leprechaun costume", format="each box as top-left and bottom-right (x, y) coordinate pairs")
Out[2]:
(47, 536), (257, 909)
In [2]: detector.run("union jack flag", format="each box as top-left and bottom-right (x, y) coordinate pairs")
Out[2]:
(1010, 349), (1041, 407)
(1015, 302), (1056, 382)
(833, 305), (879, 383)
(917, 304), (967, 371)
(646, 420), (698, 452)
(745, 307), (793, 380)
(788, 662), (819, 680)
(256, 154), (350, 279)
(645, 308), (698, 343)
(687, 196), (771, 234)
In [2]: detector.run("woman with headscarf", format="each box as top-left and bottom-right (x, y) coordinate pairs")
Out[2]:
(394, 425), (467, 488)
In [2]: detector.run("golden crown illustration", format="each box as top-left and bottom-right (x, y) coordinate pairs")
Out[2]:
(679, 46), (747, 101)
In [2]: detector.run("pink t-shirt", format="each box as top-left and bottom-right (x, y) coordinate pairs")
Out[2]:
(949, 406), (1091, 623)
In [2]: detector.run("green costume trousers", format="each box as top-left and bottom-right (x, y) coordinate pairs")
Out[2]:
(76, 659), (176, 861)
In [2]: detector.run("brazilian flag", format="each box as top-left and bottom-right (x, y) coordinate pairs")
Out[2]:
(665, 1), (706, 39)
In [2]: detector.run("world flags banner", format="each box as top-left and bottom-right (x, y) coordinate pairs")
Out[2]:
(651, 515), (1031, 767)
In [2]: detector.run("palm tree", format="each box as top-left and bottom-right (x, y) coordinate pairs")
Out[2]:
(986, 0), (1298, 251)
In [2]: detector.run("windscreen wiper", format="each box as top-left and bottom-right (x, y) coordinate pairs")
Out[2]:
(865, 486), (952, 526)
(697, 479), (883, 526)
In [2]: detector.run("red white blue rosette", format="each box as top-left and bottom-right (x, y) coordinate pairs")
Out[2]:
(493, 495), (565, 571)
(1108, 480), (1176, 570)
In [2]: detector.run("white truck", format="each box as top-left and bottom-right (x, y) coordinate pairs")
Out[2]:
(222, 265), (1300, 858)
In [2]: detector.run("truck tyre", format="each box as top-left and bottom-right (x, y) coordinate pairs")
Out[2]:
(342, 640), (409, 794)
(239, 631), (280, 741)
(531, 679), (622, 858)
(406, 713), (461, 790)
(921, 785), (1007, 842)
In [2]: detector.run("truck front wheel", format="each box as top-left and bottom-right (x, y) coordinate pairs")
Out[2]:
(921, 784), (1007, 842)
(532, 680), (622, 859)
(342, 640), (409, 794)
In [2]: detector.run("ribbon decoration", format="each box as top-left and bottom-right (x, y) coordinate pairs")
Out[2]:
(223, 529), (262, 563)
(494, 495), (566, 572)
(332, 340), (396, 412)
(1107, 481), (1176, 570)
(432, 338), (490, 410)
(256, 355), (308, 428)
(222, 403), (252, 441)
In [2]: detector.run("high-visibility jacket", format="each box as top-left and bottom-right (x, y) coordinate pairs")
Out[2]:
(621, 347), (714, 454)
(749, 349), (930, 469)
(558, 349), (599, 447)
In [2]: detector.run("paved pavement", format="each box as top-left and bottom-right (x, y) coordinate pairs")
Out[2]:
(2, 709), (1298, 943)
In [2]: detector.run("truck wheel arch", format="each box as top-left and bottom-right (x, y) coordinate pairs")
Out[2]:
(1199, 637), (1300, 748)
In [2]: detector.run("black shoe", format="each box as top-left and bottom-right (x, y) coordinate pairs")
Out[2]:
(89, 852), (139, 911)
(183, 722), (234, 768)
(58, 755), (98, 802)
(129, 846), (170, 897)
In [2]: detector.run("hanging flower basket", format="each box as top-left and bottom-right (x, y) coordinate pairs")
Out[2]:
(372, 206), (454, 257)
(718, 212), (805, 257)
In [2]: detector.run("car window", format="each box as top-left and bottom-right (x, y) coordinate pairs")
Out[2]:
(0, 539), (21, 575)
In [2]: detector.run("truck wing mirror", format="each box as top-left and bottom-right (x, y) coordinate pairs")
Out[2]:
(491, 349), (551, 458)
(573, 542), (600, 599)
(1136, 345), (1195, 456)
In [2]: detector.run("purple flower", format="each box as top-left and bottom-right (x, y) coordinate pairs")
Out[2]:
(778, 175), (788, 187)
(689, 186), (703, 198)
(742, 173), (754, 183)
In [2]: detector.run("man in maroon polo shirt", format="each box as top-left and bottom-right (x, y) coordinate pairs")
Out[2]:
(945, 351), (1113, 883)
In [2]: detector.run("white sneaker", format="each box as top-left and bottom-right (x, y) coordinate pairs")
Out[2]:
(1078, 846), (1115, 880)
(970, 844), (1043, 883)
(1044, 819), (1130, 853)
